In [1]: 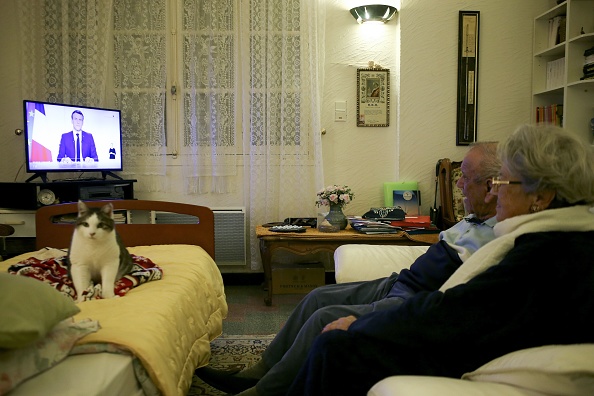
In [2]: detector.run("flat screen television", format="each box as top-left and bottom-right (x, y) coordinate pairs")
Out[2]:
(23, 100), (124, 182)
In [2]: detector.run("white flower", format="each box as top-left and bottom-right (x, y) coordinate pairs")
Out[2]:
(315, 185), (354, 208)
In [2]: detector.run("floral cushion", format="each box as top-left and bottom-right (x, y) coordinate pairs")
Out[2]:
(450, 165), (466, 222)
(0, 318), (99, 394)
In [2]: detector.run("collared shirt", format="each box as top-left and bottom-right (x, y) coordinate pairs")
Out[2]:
(440, 214), (498, 262)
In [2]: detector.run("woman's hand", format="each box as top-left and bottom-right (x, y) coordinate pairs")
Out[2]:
(322, 315), (357, 333)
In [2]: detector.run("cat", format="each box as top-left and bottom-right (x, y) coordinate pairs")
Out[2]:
(68, 200), (133, 302)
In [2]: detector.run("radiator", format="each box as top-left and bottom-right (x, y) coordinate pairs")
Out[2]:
(154, 208), (246, 266)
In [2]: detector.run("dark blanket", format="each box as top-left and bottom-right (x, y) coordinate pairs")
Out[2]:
(288, 231), (594, 395)
(8, 255), (163, 301)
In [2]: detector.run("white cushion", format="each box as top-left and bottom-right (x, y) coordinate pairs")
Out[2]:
(462, 344), (594, 396)
(334, 244), (429, 283)
(368, 376), (535, 396)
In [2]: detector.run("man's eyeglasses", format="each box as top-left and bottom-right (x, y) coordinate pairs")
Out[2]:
(489, 177), (522, 193)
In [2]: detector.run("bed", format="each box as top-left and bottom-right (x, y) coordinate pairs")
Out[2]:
(0, 200), (228, 396)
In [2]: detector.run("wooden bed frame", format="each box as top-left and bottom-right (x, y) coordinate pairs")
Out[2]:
(35, 200), (215, 259)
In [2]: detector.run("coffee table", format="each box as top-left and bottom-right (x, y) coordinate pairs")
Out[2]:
(256, 226), (439, 306)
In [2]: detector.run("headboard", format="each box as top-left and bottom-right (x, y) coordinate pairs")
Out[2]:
(35, 200), (215, 259)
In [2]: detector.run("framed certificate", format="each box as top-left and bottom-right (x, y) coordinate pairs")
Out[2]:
(356, 68), (390, 127)
(456, 11), (480, 145)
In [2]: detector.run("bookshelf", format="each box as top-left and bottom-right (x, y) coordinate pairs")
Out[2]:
(532, 0), (594, 144)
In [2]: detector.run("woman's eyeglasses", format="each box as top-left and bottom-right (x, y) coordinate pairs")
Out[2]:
(489, 177), (522, 193)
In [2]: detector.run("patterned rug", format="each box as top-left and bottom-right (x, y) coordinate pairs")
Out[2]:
(188, 334), (275, 396)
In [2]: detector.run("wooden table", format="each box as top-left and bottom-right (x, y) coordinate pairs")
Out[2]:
(256, 226), (439, 306)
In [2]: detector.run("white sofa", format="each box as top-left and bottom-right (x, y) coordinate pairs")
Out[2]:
(333, 244), (594, 396)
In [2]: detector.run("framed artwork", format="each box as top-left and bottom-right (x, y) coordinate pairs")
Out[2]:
(356, 68), (390, 127)
(456, 11), (480, 145)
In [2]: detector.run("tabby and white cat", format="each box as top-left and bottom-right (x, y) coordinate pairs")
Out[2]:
(68, 201), (133, 302)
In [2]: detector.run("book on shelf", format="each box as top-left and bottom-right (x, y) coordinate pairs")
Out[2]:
(582, 47), (594, 80)
(584, 64), (594, 74)
(535, 104), (563, 127)
(546, 57), (565, 90)
(113, 211), (127, 224)
(548, 15), (566, 48)
(558, 17), (566, 44)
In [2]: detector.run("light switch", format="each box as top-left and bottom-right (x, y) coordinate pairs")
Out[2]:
(335, 101), (346, 122)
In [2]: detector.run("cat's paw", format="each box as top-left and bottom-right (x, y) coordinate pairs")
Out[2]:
(102, 289), (116, 299)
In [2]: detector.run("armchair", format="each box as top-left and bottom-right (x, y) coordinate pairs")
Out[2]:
(436, 158), (465, 230)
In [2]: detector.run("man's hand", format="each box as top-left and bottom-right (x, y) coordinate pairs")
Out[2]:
(322, 315), (357, 333)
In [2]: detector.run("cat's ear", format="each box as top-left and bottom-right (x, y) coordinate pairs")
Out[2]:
(101, 203), (114, 218)
(78, 200), (89, 216)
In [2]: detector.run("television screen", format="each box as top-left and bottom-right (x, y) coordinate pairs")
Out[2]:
(23, 100), (123, 180)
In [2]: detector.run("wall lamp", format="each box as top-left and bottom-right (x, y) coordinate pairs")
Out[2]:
(350, 5), (398, 24)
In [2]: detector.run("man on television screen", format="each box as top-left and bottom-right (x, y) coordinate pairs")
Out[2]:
(57, 110), (98, 163)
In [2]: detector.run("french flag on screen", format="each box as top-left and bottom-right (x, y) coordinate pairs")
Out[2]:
(27, 102), (53, 161)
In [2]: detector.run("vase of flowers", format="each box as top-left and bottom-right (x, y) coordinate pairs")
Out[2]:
(316, 185), (354, 230)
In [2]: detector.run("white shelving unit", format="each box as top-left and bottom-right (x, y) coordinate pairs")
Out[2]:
(532, 0), (594, 144)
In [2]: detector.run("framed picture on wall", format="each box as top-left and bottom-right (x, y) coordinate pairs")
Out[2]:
(356, 68), (390, 127)
(456, 10), (480, 145)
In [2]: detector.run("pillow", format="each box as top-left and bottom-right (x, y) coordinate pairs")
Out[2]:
(462, 344), (594, 396)
(0, 273), (80, 349)
(0, 318), (99, 394)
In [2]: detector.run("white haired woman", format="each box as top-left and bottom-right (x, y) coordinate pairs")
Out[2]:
(287, 124), (594, 396)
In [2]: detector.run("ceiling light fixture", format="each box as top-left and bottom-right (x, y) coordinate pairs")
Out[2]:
(349, 5), (398, 24)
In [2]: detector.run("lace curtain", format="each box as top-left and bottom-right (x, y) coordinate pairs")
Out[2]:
(180, 0), (239, 194)
(18, 0), (114, 106)
(243, 0), (325, 269)
(112, 0), (168, 190)
(18, 0), (168, 189)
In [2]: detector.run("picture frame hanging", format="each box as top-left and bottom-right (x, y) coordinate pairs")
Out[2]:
(456, 11), (480, 145)
(356, 68), (390, 127)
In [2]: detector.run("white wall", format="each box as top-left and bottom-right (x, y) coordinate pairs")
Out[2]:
(322, 0), (401, 216)
(324, 0), (548, 216)
(0, 0), (548, 217)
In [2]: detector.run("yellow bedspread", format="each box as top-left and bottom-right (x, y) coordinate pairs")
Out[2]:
(1, 244), (228, 396)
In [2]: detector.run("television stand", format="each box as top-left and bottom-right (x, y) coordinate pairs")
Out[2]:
(101, 171), (123, 180)
(25, 172), (49, 183)
(0, 179), (137, 210)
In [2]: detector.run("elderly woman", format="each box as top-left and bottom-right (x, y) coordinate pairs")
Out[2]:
(287, 124), (594, 396)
